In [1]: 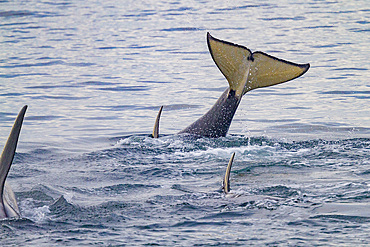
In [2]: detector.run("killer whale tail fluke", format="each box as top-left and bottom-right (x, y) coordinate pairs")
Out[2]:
(151, 106), (163, 138)
(207, 32), (253, 98)
(0, 105), (27, 218)
(179, 33), (310, 138)
(223, 152), (235, 194)
(207, 32), (310, 96)
(244, 51), (310, 94)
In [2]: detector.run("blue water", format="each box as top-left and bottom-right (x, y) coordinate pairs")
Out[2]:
(1, 0), (369, 245)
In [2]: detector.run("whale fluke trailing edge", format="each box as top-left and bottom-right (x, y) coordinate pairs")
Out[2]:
(0, 105), (27, 219)
(179, 33), (310, 137)
(151, 106), (163, 138)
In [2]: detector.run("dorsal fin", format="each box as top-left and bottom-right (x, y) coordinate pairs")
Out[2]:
(243, 51), (310, 94)
(0, 106), (27, 202)
(223, 152), (235, 194)
(151, 106), (163, 138)
(207, 33), (253, 97)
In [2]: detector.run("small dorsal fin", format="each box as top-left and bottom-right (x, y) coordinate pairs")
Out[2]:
(223, 152), (235, 194)
(0, 105), (27, 203)
(151, 106), (163, 138)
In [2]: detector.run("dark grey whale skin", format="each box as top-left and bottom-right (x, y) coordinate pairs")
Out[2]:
(178, 33), (310, 138)
(179, 88), (240, 138)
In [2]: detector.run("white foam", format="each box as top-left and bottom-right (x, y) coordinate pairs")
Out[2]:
(19, 198), (50, 223)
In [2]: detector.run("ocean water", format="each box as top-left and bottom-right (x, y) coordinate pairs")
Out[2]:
(1, 0), (369, 246)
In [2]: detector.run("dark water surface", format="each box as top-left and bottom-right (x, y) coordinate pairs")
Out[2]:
(1, 0), (369, 246)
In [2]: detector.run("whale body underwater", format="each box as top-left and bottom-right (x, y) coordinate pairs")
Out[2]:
(152, 33), (310, 138)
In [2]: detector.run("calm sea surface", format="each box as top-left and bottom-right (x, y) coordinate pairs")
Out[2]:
(1, 0), (369, 246)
